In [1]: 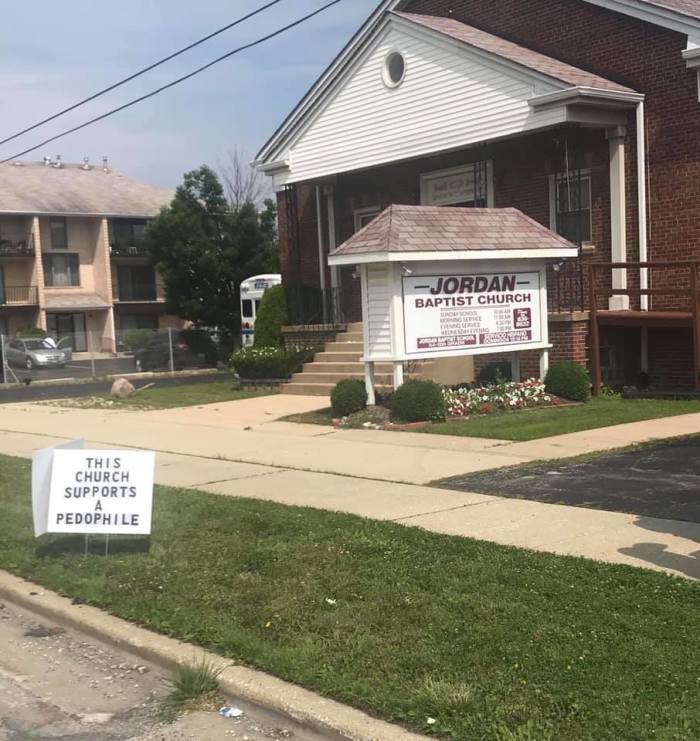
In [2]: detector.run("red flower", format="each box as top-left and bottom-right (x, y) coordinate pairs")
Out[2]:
(481, 403), (492, 414)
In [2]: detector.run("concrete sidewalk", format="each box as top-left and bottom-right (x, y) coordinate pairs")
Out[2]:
(0, 397), (699, 579)
(4, 397), (700, 484)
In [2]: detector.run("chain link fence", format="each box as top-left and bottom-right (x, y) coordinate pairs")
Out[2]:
(1, 328), (219, 385)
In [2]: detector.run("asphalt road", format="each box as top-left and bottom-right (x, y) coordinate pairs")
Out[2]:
(0, 599), (300, 740)
(2, 357), (137, 383)
(436, 436), (700, 523)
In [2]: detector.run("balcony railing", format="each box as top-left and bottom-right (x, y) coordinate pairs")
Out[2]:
(547, 259), (585, 314)
(0, 285), (39, 306)
(110, 242), (148, 257)
(0, 234), (35, 258)
(112, 284), (159, 302)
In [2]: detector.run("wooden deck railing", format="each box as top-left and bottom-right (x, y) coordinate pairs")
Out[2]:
(588, 261), (700, 395)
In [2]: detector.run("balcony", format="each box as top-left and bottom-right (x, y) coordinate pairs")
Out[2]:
(0, 235), (35, 258)
(112, 284), (160, 302)
(0, 286), (39, 306)
(110, 241), (148, 258)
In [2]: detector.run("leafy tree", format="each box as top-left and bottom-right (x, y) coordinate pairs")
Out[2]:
(145, 166), (278, 348)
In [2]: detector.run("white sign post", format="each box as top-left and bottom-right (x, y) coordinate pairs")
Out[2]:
(32, 442), (155, 545)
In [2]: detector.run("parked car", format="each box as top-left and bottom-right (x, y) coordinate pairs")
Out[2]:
(4, 338), (66, 369)
(133, 330), (217, 371)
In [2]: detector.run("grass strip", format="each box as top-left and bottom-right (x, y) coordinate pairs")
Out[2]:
(49, 382), (273, 410)
(1, 454), (699, 739)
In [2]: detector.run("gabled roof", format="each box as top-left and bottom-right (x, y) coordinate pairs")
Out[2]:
(256, 0), (699, 169)
(396, 13), (634, 93)
(328, 205), (578, 264)
(0, 162), (172, 218)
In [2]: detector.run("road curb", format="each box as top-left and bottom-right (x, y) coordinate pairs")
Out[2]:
(0, 570), (427, 741)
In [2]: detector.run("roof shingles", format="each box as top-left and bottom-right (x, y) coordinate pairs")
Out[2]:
(330, 205), (577, 257)
(0, 162), (173, 217)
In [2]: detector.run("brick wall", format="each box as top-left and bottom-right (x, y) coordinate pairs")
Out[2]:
(400, 0), (700, 305)
(275, 0), (700, 386)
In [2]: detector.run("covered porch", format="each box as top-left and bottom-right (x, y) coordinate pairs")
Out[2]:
(257, 9), (650, 383)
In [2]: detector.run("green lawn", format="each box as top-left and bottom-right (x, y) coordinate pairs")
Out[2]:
(2, 454), (699, 740)
(53, 381), (273, 411)
(423, 397), (700, 441)
(282, 398), (700, 442)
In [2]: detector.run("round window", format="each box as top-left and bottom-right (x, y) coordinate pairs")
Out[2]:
(383, 51), (406, 88)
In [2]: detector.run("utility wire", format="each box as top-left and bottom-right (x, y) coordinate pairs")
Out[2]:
(0, 0), (342, 164)
(0, 0), (284, 147)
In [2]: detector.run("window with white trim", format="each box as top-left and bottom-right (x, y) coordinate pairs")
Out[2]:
(420, 163), (494, 207)
(549, 171), (592, 246)
(353, 206), (381, 232)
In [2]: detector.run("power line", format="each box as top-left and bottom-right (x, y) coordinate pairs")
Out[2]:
(0, 0), (284, 148)
(0, 0), (343, 164)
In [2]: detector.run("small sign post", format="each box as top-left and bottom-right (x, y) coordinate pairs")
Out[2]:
(32, 441), (155, 552)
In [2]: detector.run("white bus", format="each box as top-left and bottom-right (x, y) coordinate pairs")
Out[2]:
(240, 274), (282, 347)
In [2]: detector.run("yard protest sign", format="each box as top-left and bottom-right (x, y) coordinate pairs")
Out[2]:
(32, 441), (155, 536)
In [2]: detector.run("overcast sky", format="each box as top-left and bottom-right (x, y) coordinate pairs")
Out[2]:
(0, 0), (380, 188)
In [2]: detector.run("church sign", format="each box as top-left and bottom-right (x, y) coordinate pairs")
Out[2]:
(402, 271), (542, 356)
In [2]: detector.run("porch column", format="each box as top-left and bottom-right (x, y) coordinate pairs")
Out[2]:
(510, 352), (521, 382)
(325, 185), (339, 290)
(314, 186), (329, 322)
(607, 126), (629, 311)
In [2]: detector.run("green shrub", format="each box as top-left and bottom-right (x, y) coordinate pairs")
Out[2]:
(390, 379), (446, 423)
(17, 327), (47, 338)
(254, 284), (288, 347)
(545, 361), (591, 402)
(123, 328), (155, 352)
(231, 345), (314, 380)
(331, 379), (368, 418)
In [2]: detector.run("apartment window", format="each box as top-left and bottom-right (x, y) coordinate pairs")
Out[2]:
(549, 173), (592, 245)
(117, 314), (158, 331)
(112, 219), (148, 253)
(116, 265), (157, 301)
(353, 206), (381, 233)
(43, 254), (80, 287)
(49, 217), (68, 250)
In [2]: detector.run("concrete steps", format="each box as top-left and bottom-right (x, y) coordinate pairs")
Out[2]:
(282, 322), (429, 398)
(283, 324), (371, 397)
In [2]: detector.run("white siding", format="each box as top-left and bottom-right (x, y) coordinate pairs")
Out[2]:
(366, 263), (392, 358)
(275, 22), (565, 187)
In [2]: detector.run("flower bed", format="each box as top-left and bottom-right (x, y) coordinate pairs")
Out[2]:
(443, 378), (559, 418)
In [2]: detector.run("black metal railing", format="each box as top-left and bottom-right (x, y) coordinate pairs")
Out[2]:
(0, 234), (35, 257)
(547, 259), (585, 314)
(0, 285), (39, 305)
(112, 283), (159, 302)
(110, 242), (148, 257)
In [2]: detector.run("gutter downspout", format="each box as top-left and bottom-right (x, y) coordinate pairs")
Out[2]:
(636, 100), (650, 374)
(315, 185), (329, 322)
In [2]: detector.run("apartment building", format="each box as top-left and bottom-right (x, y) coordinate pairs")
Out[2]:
(0, 158), (180, 352)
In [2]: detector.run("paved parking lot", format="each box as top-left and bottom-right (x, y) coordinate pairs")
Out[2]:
(435, 436), (700, 523)
(2, 357), (136, 384)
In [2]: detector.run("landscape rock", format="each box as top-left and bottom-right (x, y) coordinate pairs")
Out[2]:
(110, 378), (135, 398)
